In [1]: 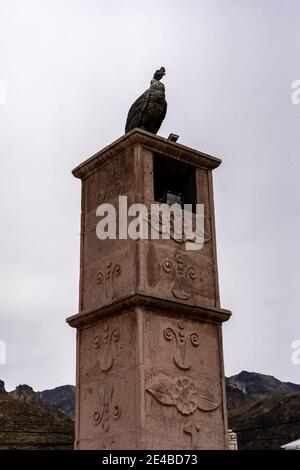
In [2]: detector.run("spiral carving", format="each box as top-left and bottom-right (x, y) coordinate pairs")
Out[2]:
(163, 323), (199, 370)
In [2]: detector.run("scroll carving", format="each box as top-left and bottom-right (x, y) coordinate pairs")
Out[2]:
(163, 322), (199, 370)
(162, 254), (197, 300)
(94, 379), (121, 432)
(96, 159), (122, 205)
(96, 260), (122, 300)
(94, 323), (120, 372)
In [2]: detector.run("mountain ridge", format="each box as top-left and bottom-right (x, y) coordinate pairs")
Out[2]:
(226, 370), (300, 410)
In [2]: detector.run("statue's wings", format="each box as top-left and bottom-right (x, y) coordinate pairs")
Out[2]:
(125, 89), (150, 133)
(160, 101), (167, 125)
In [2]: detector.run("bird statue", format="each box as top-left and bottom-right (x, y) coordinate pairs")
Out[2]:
(125, 67), (167, 134)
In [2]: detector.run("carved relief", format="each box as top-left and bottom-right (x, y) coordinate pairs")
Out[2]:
(183, 423), (200, 449)
(145, 208), (211, 246)
(96, 260), (122, 300)
(162, 254), (198, 300)
(94, 323), (120, 371)
(146, 373), (220, 416)
(163, 322), (199, 370)
(103, 437), (116, 450)
(94, 379), (121, 432)
(96, 159), (122, 205)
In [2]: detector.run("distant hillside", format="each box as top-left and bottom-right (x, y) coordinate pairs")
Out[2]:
(226, 371), (300, 450)
(6, 382), (75, 420)
(38, 385), (75, 420)
(228, 392), (300, 450)
(226, 370), (300, 410)
(0, 382), (74, 450)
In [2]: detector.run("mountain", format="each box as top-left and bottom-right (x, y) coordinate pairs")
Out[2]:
(226, 370), (300, 410)
(10, 384), (42, 405)
(38, 385), (75, 420)
(228, 392), (300, 450)
(6, 383), (75, 420)
(0, 379), (6, 394)
(226, 371), (300, 450)
(0, 382), (74, 450)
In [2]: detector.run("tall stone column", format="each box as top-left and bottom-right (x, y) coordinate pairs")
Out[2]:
(67, 129), (231, 450)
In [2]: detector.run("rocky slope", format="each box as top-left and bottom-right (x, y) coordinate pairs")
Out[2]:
(228, 392), (300, 450)
(0, 383), (74, 450)
(226, 371), (300, 450)
(226, 370), (300, 410)
(38, 385), (75, 420)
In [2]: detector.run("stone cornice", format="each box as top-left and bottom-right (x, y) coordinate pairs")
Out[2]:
(66, 292), (231, 328)
(72, 128), (222, 179)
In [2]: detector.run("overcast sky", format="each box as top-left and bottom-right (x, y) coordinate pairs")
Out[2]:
(0, 0), (300, 391)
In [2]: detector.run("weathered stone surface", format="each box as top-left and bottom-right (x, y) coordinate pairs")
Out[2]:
(73, 309), (227, 450)
(143, 244), (217, 307)
(67, 130), (231, 449)
(141, 311), (226, 450)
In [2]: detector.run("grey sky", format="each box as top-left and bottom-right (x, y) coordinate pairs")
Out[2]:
(0, 0), (299, 391)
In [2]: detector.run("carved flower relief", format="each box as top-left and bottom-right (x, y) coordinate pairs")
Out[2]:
(145, 373), (220, 416)
(171, 378), (199, 415)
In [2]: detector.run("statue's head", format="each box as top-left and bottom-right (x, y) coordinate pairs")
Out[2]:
(153, 67), (166, 81)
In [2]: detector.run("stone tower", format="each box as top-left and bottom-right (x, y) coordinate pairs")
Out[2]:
(67, 129), (231, 449)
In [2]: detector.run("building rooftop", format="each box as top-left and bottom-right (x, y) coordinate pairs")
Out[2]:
(281, 438), (300, 450)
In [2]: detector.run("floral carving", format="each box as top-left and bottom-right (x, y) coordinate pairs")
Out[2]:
(94, 379), (121, 432)
(96, 260), (122, 300)
(162, 254), (197, 300)
(163, 322), (199, 370)
(172, 378), (199, 414)
(94, 323), (120, 371)
(146, 373), (220, 416)
(145, 208), (211, 246)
